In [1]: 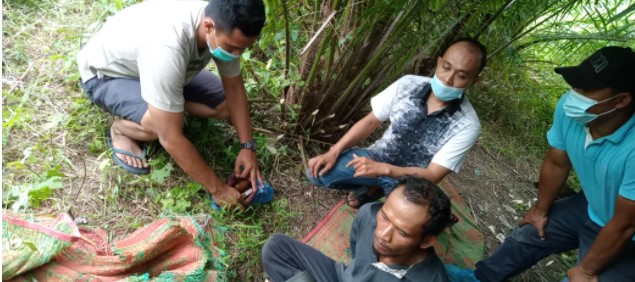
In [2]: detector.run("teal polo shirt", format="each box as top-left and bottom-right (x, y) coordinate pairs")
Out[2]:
(547, 93), (635, 240)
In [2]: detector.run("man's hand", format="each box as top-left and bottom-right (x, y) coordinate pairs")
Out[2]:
(235, 149), (263, 192)
(567, 266), (598, 282)
(519, 205), (549, 240)
(347, 154), (389, 178)
(308, 150), (339, 178)
(210, 184), (245, 210)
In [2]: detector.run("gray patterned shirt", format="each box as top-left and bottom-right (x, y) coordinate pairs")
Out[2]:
(367, 75), (480, 172)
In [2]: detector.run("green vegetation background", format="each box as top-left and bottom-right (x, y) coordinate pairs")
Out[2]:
(2, 0), (634, 280)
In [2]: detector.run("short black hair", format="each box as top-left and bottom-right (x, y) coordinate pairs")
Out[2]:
(391, 176), (458, 238)
(204, 0), (266, 37)
(441, 37), (488, 74)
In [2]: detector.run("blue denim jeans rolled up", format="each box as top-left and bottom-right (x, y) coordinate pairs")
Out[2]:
(305, 148), (398, 195)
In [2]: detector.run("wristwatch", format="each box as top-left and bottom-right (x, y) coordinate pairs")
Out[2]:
(240, 140), (257, 151)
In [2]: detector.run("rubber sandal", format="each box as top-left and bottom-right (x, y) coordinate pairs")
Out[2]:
(210, 176), (275, 210)
(105, 130), (149, 175)
(347, 188), (384, 209)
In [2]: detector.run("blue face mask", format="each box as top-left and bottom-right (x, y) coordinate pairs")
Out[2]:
(563, 89), (617, 125)
(430, 75), (464, 101)
(207, 29), (239, 62)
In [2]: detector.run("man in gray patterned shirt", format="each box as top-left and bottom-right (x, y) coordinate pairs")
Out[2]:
(307, 38), (486, 208)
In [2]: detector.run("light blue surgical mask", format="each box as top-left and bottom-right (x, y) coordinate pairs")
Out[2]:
(563, 89), (618, 125)
(430, 75), (464, 101)
(207, 29), (239, 62)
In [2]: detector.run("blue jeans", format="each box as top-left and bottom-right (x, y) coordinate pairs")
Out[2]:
(306, 149), (398, 196)
(474, 193), (635, 282)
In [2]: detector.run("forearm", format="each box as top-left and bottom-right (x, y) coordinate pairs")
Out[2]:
(161, 134), (224, 194)
(223, 76), (253, 143)
(579, 196), (635, 276)
(330, 113), (380, 154)
(579, 221), (634, 276)
(386, 164), (447, 183)
(535, 149), (571, 212)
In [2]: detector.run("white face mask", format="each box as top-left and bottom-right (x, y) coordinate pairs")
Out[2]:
(430, 75), (464, 101)
(563, 89), (618, 125)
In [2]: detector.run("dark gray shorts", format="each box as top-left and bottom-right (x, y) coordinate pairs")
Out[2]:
(80, 70), (225, 124)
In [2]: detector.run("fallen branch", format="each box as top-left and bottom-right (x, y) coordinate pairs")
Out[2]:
(300, 11), (337, 56)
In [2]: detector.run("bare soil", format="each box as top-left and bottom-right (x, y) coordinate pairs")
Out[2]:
(448, 145), (572, 281)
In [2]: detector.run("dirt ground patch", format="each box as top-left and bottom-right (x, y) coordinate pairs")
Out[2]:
(449, 144), (572, 281)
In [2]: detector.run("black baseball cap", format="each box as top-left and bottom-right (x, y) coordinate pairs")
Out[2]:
(554, 46), (635, 94)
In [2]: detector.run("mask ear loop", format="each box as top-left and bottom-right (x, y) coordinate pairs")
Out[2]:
(212, 25), (220, 50)
(205, 19), (217, 49)
(592, 93), (623, 117)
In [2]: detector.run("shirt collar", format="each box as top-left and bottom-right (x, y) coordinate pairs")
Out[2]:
(403, 248), (440, 280)
(587, 112), (635, 146)
(603, 113), (635, 144)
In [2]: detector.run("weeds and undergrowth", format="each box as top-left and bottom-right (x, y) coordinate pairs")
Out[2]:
(2, 0), (297, 279)
(3, 0), (633, 281)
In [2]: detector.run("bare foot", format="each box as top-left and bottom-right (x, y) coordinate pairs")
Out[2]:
(110, 124), (148, 169)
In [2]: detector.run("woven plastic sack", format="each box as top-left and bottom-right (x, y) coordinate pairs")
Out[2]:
(2, 210), (81, 279)
(10, 215), (224, 281)
(4, 211), (228, 282)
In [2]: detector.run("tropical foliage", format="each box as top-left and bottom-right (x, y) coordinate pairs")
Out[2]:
(257, 0), (634, 149)
(2, 0), (634, 280)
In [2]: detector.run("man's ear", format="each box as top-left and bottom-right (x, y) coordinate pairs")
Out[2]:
(614, 92), (632, 110)
(203, 18), (214, 31)
(420, 235), (437, 250)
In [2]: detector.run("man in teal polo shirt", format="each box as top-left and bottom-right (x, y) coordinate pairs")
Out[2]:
(446, 47), (635, 281)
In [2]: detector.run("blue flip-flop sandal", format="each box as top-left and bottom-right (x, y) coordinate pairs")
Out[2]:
(105, 130), (149, 175)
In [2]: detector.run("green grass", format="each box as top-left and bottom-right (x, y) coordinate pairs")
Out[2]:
(2, 0), (299, 280)
(0, 0), (550, 280)
(4, 0), (628, 281)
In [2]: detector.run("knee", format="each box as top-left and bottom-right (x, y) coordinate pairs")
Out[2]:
(305, 170), (321, 186)
(262, 233), (285, 258)
(262, 233), (286, 259)
(509, 224), (541, 244)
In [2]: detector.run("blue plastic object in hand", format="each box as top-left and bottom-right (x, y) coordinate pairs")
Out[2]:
(210, 179), (275, 210)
